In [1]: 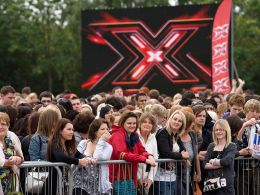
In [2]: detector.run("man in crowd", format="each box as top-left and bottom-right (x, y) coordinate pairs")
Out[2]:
(39, 91), (53, 107)
(111, 86), (124, 98)
(222, 94), (245, 119)
(0, 85), (16, 106)
(236, 98), (260, 195)
(135, 92), (147, 109)
(70, 96), (82, 113)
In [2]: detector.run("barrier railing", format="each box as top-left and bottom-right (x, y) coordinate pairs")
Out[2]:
(19, 161), (71, 195)
(16, 157), (260, 195)
(234, 157), (260, 195)
(17, 159), (189, 195)
(70, 159), (189, 195)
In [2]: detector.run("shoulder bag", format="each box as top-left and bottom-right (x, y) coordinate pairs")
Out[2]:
(25, 135), (49, 193)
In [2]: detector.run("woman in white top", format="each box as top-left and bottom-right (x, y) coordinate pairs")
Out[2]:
(75, 118), (113, 195)
(137, 113), (158, 194)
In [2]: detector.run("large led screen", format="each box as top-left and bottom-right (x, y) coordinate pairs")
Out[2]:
(81, 2), (231, 95)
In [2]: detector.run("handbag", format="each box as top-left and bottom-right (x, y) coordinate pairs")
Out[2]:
(7, 173), (24, 195)
(194, 182), (202, 195)
(113, 160), (136, 195)
(113, 179), (136, 195)
(25, 135), (49, 193)
(25, 169), (49, 193)
(203, 176), (226, 192)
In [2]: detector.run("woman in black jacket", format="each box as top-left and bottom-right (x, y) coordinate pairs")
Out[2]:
(154, 110), (189, 195)
(44, 118), (89, 195)
(203, 119), (237, 195)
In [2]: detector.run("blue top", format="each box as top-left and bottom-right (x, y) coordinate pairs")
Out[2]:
(29, 134), (48, 161)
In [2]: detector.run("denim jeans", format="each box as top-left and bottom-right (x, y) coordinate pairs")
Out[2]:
(154, 181), (176, 195)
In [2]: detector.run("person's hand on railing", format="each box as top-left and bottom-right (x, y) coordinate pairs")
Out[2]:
(181, 150), (189, 159)
(90, 158), (97, 164)
(6, 157), (16, 166)
(79, 158), (91, 167)
(145, 155), (156, 167)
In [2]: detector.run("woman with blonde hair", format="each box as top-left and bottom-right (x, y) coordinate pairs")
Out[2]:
(169, 105), (182, 118)
(203, 119), (237, 195)
(150, 104), (167, 131)
(154, 110), (189, 195)
(29, 109), (60, 160)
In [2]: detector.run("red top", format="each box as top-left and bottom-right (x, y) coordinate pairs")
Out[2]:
(108, 125), (150, 185)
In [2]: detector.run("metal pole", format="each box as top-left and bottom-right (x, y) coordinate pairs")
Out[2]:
(230, 1), (239, 80)
(186, 161), (189, 195)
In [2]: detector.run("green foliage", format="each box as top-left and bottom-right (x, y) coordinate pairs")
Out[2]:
(0, 0), (259, 95)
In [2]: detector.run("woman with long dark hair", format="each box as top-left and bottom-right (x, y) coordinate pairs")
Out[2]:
(44, 118), (89, 194)
(74, 118), (113, 195)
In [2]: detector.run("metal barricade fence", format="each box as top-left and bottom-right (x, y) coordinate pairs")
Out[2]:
(17, 159), (189, 195)
(234, 157), (260, 195)
(19, 161), (71, 195)
(69, 159), (189, 195)
(17, 158), (260, 195)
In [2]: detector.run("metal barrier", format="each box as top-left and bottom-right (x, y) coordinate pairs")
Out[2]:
(19, 161), (71, 195)
(17, 159), (190, 195)
(70, 159), (189, 195)
(234, 157), (260, 195)
(16, 157), (259, 195)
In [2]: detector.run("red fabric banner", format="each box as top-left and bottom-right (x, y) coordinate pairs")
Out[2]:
(212, 0), (232, 94)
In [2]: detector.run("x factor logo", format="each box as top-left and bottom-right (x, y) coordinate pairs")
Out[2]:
(82, 16), (213, 91)
(213, 60), (228, 76)
(213, 42), (227, 59)
(213, 77), (230, 92)
(213, 24), (229, 41)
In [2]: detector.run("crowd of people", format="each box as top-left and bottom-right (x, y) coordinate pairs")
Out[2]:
(0, 80), (259, 195)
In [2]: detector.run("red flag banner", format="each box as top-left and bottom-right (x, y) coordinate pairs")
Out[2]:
(212, 0), (232, 93)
